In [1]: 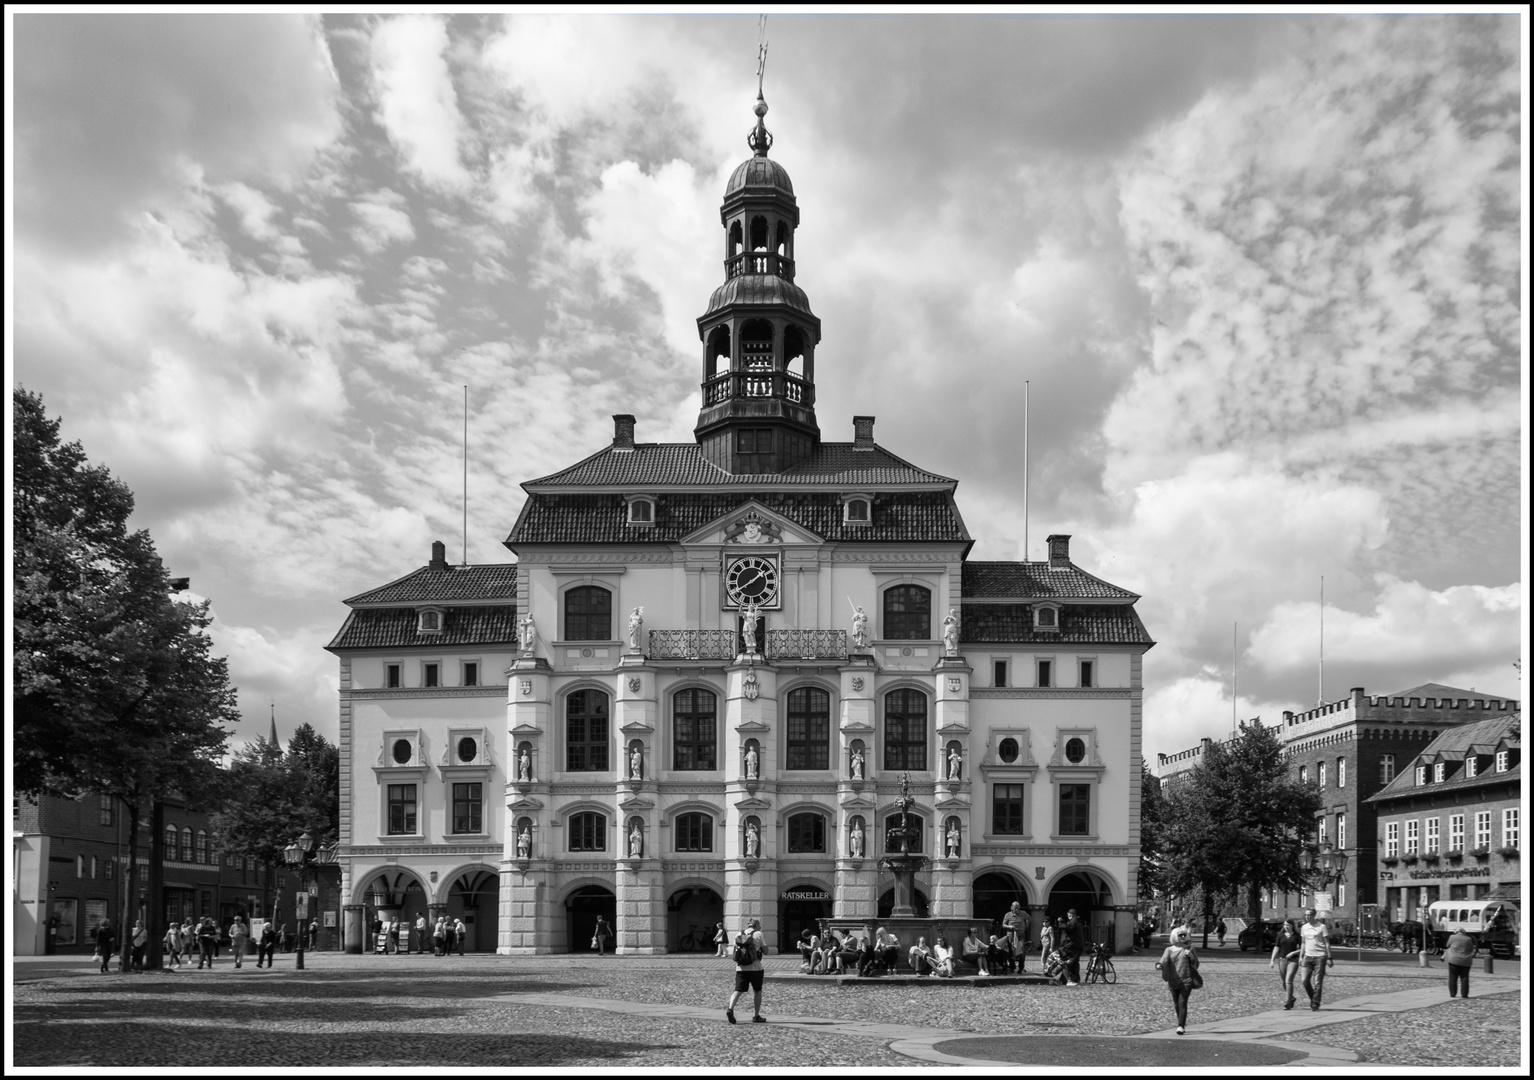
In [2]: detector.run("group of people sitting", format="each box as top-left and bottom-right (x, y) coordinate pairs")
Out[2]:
(796, 922), (1043, 977)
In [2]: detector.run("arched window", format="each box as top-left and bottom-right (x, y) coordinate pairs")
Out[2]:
(673, 689), (717, 771)
(196, 830), (208, 864)
(565, 586), (612, 641)
(569, 811), (606, 851)
(707, 325), (731, 377)
(785, 687), (830, 770)
(729, 220), (743, 259)
(885, 812), (924, 854)
(675, 812), (713, 852)
(750, 215), (769, 250)
(164, 823), (178, 857)
(740, 319), (773, 371)
(775, 220), (791, 257)
(181, 827), (194, 863)
(787, 812), (826, 852)
(883, 585), (931, 640)
(566, 689), (610, 772)
(884, 689), (928, 771)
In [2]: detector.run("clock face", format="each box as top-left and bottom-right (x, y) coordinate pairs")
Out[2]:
(725, 555), (780, 608)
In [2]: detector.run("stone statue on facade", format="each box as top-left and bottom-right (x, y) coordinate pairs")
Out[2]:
(849, 820), (865, 859)
(849, 601), (869, 648)
(744, 744), (759, 780)
(946, 821), (960, 858)
(948, 746), (962, 781)
(745, 821), (759, 858)
(630, 745), (643, 780)
(850, 746), (865, 780)
(942, 607), (960, 656)
(740, 602), (760, 654)
(627, 606), (644, 652)
(629, 822), (644, 858)
(518, 612), (537, 654)
(518, 749), (531, 782)
(517, 827), (531, 859)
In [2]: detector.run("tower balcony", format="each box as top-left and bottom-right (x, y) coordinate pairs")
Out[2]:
(726, 251), (795, 281)
(646, 628), (847, 661)
(702, 370), (816, 408)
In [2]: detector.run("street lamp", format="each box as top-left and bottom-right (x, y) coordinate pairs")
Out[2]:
(282, 831), (314, 970)
(1309, 838), (1356, 960)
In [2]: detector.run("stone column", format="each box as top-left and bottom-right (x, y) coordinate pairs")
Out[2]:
(506, 654), (553, 953)
(342, 904), (365, 955)
(615, 862), (666, 954)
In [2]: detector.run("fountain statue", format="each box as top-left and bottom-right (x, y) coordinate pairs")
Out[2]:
(879, 772), (928, 918)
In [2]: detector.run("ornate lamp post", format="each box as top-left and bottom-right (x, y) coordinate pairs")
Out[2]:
(282, 831), (315, 971)
(1309, 838), (1357, 960)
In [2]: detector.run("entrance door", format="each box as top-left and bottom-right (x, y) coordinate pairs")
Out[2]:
(447, 869), (501, 953)
(778, 887), (833, 953)
(972, 871), (1029, 941)
(567, 885), (617, 953)
(669, 887), (725, 953)
(1046, 871), (1112, 946)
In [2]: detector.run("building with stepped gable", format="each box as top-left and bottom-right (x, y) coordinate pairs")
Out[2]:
(327, 93), (1155, 955)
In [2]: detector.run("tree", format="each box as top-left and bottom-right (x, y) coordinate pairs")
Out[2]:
(13, 388), (237, 971)
(1138, 759), (1166, 908)
(1158, 720), (1322, 945)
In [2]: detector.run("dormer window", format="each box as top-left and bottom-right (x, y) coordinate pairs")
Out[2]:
(417, 608), (443, 634)
(1464, 756), (1477, 778)
(626, 496), (655, 526)
(1495, 750), (1509, 772)
(842, 494), (872, 526)
(1433, 762), (1445, 783)
(1415, 765), (1426, 786)
(1034, 605), (1060, 631)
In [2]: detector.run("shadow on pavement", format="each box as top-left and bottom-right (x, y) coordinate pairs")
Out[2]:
(934, 1035), (1308, 1067)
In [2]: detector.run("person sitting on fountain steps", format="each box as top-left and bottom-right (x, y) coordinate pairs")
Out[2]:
(725, 918), (767, 1024)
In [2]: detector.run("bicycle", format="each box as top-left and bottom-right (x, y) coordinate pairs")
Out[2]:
(1083, 942), (1116, 984)
(677, 923), (706, 952)
(1041, 949), (1066, 984)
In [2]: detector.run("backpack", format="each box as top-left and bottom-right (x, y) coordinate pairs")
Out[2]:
(733, 934), (759, 966)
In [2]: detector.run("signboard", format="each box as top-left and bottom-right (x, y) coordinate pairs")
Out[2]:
(781, 887), (829, 901)
(1313, 893), (1333, 914)
(297, 893), (310, 919)
(323, 910), (337, 928)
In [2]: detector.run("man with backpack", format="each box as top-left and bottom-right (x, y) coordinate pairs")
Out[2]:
(725, 918), (767, 1025)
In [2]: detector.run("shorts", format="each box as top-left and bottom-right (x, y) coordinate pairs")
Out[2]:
(734, 968), (765, 993)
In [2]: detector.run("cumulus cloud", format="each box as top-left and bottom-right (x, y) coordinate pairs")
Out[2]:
(369, 14), (474, 192)
(350, 188), (416, 252)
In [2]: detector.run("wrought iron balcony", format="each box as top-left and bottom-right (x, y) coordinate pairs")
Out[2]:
(645, 628), (847, 661)
(766, 629), (846, 660)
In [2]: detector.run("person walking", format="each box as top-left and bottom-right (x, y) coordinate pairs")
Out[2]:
(1002, 902), (1031, 972)
(433, 917), (447, 957)
(309, 918), (319, 951)
(592, 915), (612, 956)
(413, 914), (427, 954)
(1038, 918), (1057, 975)
(1059, 909), (1087, 987)
(725, 918), (768, 1024)
(713, 921), (729, 958)
(1269, 919), (1302, 1009)
(1157, 933), (1202, 1035)
(454, 917), (467, 955)
(1298, 908), (1333, 1011)
(194, 917), (215, 969)
(386, 918), (400, 955)
(129, 919), (148, 971)
(163, 921), (183, 970)
(1216, 917), (1227, 948)
(1443, 925), (1477, 998)
(255, 920), (277, 969)
(96, 921), (117, 973)
(230, 915), (249, 969)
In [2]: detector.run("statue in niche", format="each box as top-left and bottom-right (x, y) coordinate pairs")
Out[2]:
(850, 746), (865, 780)
(627, 607), (644, 652)
(518, 749), (531, 783)
(744, 821), (760, 858)
(740, 602), (761, 654)
(946, 821), (960, 858)
(744, 744), (759, 780)
(942, 607), (960, 656)
(630, 745), (643, 780)
(849, 820), (865, 859)
(849, 602), (869, 648)
(629, 822), (644, 858)
(518, 613), (537, 654)
(517, 827), (531, 860)
(948, 746), (962, 781)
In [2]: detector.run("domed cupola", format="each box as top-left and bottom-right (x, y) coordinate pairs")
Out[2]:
(695, 92), (822, 475)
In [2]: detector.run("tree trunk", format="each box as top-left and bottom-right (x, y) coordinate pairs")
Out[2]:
(1248, 882), (1262, 923)
(263, 859), (275, 930)
(145, 799), (164, 970)
(119, 801), (141, 974)
(1202, 889), (1214, 949)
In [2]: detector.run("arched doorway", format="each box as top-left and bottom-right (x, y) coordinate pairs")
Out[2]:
(566, 884), (617, 953)
(1046, 870), (1116, 946)
(972, 870), (1031, 941)
(778, 883), (832, 953)
(445, 868), (501, 953)
(668, 885), (725, 953)
(357, 868), (430, 953)
(878, 887), (929, 919)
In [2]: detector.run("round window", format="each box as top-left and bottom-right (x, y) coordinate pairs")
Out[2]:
(998, 737), (1019, 763)
(1066, 737), (1086, 764)
(457, 736), (478, 763)
(392, 738), (412, 765)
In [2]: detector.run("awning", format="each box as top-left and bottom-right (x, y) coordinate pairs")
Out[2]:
(1486, 883), (1520, 904)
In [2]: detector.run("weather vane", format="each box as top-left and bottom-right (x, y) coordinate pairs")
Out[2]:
(756, 14), (768, 97)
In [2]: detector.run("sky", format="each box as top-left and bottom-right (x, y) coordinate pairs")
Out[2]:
(8, 10), (1526, 764)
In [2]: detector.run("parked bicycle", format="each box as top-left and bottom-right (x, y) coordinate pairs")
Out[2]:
(677, 923), (707, 951)
(1083, 942), (1116, 984)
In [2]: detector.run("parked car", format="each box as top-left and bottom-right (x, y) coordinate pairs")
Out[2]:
(1237, 920), (1281, 952)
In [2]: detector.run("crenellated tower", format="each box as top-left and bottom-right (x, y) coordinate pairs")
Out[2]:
(694, 92), (823, 474)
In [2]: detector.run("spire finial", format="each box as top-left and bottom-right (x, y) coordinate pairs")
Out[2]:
(749, 15), (773, 156)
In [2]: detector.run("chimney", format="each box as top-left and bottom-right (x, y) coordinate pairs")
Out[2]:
(430, 540), (448, 572)
(852, 415), (875, 450)
(612, 414), (636, 451)
(1047, 534), (1071, 568)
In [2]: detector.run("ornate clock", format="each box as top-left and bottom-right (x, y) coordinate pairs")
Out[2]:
(724, 555), (780, 609)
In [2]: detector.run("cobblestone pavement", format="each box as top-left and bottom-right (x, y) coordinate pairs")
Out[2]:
(10, 951), (1524, 1069)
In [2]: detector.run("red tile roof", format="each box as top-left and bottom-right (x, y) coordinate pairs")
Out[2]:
(326, 605), (520, 651)
(524, 442), (955, 489)
(962, 561), (1139, 601)
(960, 603), (1154, 645)
(343, 564), (518, 605)
(1366, 713), (1521, 803)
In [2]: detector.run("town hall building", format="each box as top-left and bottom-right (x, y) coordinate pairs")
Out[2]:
(326, 93), (1155, 955)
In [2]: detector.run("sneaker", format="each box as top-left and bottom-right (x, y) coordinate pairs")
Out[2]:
(1283, 998), (1294, 1010)
(1067, 982), (1079, 987)
(752, 1015), (766, 1023)
(726, 1008), (736, 1025)
(1176, 1026), (1184, 1035)
(1310, 1002), (1320, 1011)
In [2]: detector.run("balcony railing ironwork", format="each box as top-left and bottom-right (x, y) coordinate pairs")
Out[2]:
(645, 628), (847, 661)
(766, 629), (846, 660)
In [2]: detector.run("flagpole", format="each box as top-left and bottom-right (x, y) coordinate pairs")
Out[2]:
(1023, 380), (1029, 560)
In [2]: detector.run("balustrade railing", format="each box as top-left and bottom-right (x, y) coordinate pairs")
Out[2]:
(647, 629), (737, 660)
(726, 251), (795, 281)
(701, 371), (814, 407)
(767, 629), (846, 660)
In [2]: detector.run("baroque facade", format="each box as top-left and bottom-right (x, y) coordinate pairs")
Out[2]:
(328, 97), (1154, 954)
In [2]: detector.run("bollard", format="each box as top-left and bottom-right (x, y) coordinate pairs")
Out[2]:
(1418, 949), (1431, 968)
(1482, 954), (1493, 974)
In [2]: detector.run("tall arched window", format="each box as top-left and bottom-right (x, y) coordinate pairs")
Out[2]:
(195, 830), (208, 864)
(564, 586), (612, 641)
(884, 689), (928, 771)
(675, 812), (713, 852)
(566, 689), (610, 772)
(883, 585), (931, 640)
(673, 689), (717, 771)
(181, 827), (194, 863)
(785, 687), (830, 770)
(164, 823), (177, 858)
(569, 811), (606, 851)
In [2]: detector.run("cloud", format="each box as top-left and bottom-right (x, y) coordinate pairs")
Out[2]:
(369, 14), (474, 192)
(350, 188), (416, 253)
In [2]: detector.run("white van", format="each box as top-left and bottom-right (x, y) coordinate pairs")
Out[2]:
(1426, 899), (1518, 958)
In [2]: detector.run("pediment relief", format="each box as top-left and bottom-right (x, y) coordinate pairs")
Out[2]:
(733, 796), (774, 812)
(618, 795), (656, 813)
(507, 797), (544, 811)
(680, 501), (825, 547)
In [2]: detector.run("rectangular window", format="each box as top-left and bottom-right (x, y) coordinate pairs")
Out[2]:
(1318, 762), (1327, 789)
(1300, 765), (1308, 784)
(787, 814), (826, 853)
(993, 661), (1007, 688)
(452, 782), (483, 834)
(1426, 817), (1440, 854)
(1464, 755), (1477, 778)
(569, 813), (605, 851)
(1318, 818), (1327, 845)
(1405, 819), (1418, 854)
(883, 689), (928, 771)
(1337, 758), (1346, 788)
(784, 688), (829, 771)
(1385, 821), (1399, 857)
(1433, 762), (1444, 782)
(564, 586), (613, 641)
(675, 813), (714, 852)
(566, 690), (610, 772)
(1474, 812), (1491, 850)
(98, 795), (113, 827)
(1078, 660), (1093, 688)
(1380, 754), (1395, 783)
(387, 784), (418, 835)
(1503, 808), (1519, 849)
(993, 784), (1025, 835)
(1037, 660), (1052, 688)
(462, 662), (479, 687)
(1338, 880), (1346, 910)
(386, 663), (402, 689)
(423, 663), (440, 688)
(1415, 765), (1426, 785)
(1495, 750), (1509, 772)
(1449, 814), (1464, 852)
(1058, 784), (1090, 836)
(1337, 812), (1346, 850)
(673, 689), (719, 771)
